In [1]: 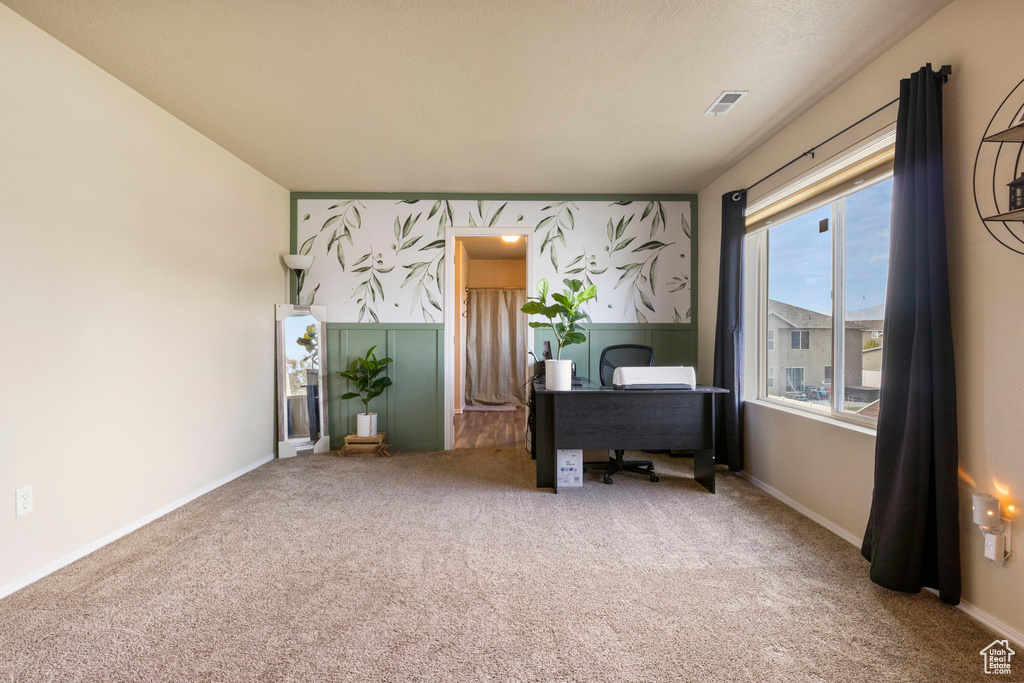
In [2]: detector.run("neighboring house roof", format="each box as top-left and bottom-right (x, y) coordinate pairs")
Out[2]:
(863, 347), (883, 356)
(859, 319), (884, 331)
(768, 300), (865, 330)
(857, 400), (880, 419)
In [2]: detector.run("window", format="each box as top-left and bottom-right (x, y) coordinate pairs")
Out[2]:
(755, 172), (893, 422)
(784, 367), (805, 393)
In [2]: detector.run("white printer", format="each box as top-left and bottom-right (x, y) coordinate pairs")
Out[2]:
(612, 366), (696, 390)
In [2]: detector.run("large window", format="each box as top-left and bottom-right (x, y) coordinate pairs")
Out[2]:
(757, 174), (892, 422)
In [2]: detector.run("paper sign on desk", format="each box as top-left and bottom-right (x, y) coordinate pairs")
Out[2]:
(556, 449), (583, 488)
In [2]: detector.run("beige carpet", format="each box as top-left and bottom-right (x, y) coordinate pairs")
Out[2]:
(0, 450), (1015, 682)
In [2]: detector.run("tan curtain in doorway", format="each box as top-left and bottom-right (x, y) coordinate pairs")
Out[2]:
(465, 288), (528, 406)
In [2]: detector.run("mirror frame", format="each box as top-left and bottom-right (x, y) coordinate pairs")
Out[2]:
(276, 304), (329, 458)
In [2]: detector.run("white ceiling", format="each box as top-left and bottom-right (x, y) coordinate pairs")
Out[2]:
(458, 236), (527, 260)
(5, 0), (950, 193)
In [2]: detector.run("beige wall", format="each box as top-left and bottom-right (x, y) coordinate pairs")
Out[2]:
(0, 7), (288, 589)
(467, 259), (527, 289)
(698, 0), (1024, 635)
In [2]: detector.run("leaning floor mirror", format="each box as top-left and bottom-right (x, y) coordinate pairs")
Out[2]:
(276, 304), (329, 458)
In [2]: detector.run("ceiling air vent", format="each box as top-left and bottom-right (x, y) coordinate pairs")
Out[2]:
(705, 91), (748, 116)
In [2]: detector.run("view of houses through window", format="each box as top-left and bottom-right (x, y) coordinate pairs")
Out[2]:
(763, 176), (892, 420)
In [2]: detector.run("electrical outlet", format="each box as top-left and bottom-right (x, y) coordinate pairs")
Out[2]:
(16, 486), (32, 517)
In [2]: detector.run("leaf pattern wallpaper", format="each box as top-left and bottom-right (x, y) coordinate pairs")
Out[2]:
(294, 197), (694, 324)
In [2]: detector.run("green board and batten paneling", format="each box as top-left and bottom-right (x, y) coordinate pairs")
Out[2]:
(326, 324), (445, 451)
(533, 324), (697, 384)
(325, 322), (696, 451)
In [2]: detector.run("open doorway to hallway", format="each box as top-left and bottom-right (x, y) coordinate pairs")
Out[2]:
(452, 234), (530, 450)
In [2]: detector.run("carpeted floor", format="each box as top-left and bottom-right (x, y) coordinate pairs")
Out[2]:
(0, 450), (1015, 682)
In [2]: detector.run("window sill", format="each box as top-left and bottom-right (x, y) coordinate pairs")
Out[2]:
(745, 398), (877, 437)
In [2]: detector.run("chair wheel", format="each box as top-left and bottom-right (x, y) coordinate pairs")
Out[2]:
(650, 476), (660, 482)
(603, 474), (614, 485)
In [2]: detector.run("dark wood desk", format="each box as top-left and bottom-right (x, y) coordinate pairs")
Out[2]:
(532, 381), (728, 493)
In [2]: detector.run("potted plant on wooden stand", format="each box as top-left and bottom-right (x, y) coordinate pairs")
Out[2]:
(521, 278), (596, 391)
(338, 345), (393, 437)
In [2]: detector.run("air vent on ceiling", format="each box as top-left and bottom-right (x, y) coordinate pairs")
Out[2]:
(705, 91), (748, 116)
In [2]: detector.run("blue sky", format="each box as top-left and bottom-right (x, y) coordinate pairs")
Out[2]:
(767, 179), (892, 314)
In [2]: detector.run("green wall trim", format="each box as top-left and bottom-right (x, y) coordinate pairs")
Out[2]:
(291, 192), (698, 201)
(288, 197), (298, 304)
(322, 321), (695, 452)
(327, 323), (443, 330)
(583, 322), (696, 330)
(534, 324), (698, 384)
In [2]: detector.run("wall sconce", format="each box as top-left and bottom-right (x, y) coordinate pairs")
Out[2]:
(283, 254), (314, 305)
(972, 492), (1012, 564)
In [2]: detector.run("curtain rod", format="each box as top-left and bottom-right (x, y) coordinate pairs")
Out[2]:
(739, 64), (952, 198)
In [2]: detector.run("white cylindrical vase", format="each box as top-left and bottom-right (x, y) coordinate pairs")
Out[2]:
(545, 359), (573, 391)
(357, 412), (378, 437)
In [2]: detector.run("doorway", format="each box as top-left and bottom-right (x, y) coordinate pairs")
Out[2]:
(444, 228), (532, 450)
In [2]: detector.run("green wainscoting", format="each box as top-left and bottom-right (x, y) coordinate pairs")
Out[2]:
(326, 324), (444, 451)
(533, 324), (698, 383)
(325, 322), (696, 451)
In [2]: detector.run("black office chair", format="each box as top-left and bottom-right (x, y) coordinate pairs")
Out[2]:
(584, 344), (658, 484)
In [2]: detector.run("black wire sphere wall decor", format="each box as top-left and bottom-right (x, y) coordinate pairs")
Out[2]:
(973, 75), (1024, 255)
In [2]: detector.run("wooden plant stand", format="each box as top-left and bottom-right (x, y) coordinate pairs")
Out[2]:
(340, 432), (391, 457)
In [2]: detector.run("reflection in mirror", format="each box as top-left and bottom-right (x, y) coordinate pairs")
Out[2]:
(276, 304), (328, 457)
(284, 315), (320, 441)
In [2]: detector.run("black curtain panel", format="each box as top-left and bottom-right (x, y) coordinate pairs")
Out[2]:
(861, 65), (960, 605)
(713, 190), (746, 471)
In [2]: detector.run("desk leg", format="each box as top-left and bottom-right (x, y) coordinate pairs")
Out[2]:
(693, 449), (715, 493)
(535, 393), (556, 491)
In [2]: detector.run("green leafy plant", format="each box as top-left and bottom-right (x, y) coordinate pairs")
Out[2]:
(295, 323), (319, 368)
(521, 278), (596, 360)
(338, 345), (393, 415)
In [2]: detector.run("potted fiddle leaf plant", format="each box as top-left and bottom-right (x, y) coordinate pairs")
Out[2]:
(521, 278), (596, 391)
(338, 345), (393, 436)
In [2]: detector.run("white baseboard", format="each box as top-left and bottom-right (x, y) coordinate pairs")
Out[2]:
(924, 588), (1024, 647)
(739, 471), (864, 547)
(0, 453), (274, 600)
(738, 471), (1023, 646)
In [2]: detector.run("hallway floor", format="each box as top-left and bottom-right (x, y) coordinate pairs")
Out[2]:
(453, 406), (526, 449)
